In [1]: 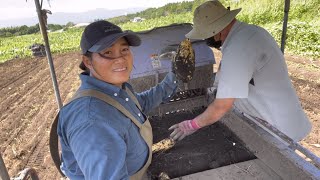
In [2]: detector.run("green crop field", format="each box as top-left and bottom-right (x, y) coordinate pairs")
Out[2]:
(0, 0), (319, 63)
(0, 28), (82, 62)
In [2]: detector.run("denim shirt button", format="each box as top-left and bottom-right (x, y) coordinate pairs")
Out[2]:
(138, 113), (141, 117)
(114, 93), (118, 97)
(125, 98), (129, 101)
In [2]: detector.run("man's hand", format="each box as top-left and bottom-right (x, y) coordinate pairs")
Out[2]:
(169, 119), (201, 141)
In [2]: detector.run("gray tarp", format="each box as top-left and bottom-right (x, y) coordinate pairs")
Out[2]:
(130, 23), (215, 78)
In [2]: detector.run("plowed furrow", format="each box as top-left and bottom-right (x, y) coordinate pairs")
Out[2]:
(2, 53), (81, 177)
(0, 57), (68, 152)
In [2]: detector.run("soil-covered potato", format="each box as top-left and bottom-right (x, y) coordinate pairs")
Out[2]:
(152, 138), (176, 154)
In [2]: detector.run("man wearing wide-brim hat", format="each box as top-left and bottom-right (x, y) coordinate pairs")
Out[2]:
(169, 0), (311, 143)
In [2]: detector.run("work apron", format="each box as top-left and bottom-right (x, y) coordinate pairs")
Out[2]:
(125, 88), (153, 180)
(69, 88), (152, 180)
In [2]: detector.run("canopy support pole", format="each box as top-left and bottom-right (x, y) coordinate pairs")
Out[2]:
(281, 0), (290, 53)
(34, 0), (63, 109)
(0, 153), (10, 180)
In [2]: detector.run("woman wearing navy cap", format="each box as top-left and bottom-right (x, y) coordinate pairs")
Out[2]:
(57, 20), (178, 180)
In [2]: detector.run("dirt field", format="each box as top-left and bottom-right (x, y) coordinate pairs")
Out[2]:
(0, 50), (319, 179)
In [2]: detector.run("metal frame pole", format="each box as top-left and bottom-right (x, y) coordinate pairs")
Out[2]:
(34, 0), (63, 109)
(0, 153), (10, 180)
(281, 0), (290, 53)
(247, 115), (320, 168)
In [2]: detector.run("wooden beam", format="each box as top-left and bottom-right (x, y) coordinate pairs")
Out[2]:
(221, 110), (320, 179)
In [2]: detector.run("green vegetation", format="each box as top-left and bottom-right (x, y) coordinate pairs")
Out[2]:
(108, 1), (195, 25)
(0, 24), (68, 38)
(0, 0), (319, 62)
(119, 13), (193, 32)
(228, 0), (320, 59)
(218, 0), (319, 25)
(0, 28), (82, 61)
(265, 21), (319, 58)
(0, 25), (40, 37)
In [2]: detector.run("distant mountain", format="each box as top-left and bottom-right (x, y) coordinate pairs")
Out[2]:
(0, 7), (146, 28)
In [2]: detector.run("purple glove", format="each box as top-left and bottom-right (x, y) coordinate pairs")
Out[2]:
(169, 119), (201, 141)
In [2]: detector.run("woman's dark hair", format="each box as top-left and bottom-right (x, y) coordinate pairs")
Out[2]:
(79, 51), (93, 71)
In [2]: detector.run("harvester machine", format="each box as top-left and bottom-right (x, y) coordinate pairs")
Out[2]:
(129, 23), (320, 179)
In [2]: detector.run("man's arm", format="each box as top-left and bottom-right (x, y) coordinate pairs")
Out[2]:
(196, 98), (235, 127)
(169, 98), (235, 141)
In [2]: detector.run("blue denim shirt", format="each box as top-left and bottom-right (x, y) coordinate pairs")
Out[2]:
(58, 72), (177, 180)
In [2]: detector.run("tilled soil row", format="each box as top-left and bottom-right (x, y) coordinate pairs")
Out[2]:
(0, 52), (81, 178)
(24, 53), (82, 180)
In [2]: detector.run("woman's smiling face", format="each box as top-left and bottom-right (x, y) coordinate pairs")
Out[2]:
(84, 37), (133, 87)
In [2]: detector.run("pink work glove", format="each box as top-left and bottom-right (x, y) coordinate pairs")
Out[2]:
(169, 118), (201, 141)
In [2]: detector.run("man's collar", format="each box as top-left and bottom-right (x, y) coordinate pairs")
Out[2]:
(221, 20), (242, 51)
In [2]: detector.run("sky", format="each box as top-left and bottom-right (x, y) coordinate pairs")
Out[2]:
(0, 0), (192, 21)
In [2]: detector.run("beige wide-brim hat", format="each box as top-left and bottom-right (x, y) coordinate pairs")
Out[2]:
(186, 0), (241, 40)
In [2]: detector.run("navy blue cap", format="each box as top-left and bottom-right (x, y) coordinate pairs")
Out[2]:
(80, 20), (141, 54)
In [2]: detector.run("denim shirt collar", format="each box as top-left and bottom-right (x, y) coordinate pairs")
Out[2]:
(78, 72), (129, 96)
